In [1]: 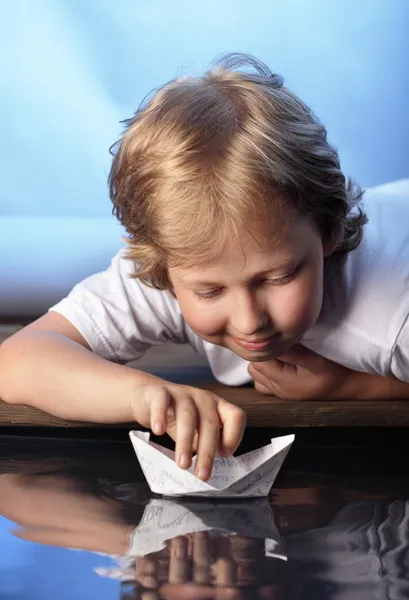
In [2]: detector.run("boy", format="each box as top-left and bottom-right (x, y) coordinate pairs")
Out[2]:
(1, 54), (408, 481)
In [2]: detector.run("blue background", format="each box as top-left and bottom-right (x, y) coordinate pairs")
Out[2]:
(1, 0), (408, 219)
(0, 516), (120, 599)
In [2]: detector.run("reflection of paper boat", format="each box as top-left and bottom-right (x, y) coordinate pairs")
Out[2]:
(127, 497), (286, 560)
(129, 431), (294, 498)
(94, 497), (286, 581)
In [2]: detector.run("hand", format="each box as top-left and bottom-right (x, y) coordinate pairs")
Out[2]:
(135, 532), (285, 600)
(248, 344), (350, 400)
(130, 382), (246, 481)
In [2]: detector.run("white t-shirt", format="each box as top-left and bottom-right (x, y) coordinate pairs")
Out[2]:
(50, 179), (409, 385)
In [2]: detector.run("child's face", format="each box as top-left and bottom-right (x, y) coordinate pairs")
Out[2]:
(169, 211), (333, 362)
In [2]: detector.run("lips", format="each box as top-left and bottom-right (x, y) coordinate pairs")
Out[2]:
(230, 335), (276, 351)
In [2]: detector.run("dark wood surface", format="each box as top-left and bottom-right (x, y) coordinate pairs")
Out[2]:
(1, 383), (409, 427)
(2, 333), (408, 428)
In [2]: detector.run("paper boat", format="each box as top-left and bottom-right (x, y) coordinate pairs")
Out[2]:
(129, 431), (294, 498)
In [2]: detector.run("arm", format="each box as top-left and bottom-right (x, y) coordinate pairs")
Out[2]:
(0, 312), (160, 423)
(0, 313), (246, 480)
(341, 370), (409, 401)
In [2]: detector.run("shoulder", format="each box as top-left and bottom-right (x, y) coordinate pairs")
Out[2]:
(303, 180), (409, 374)
(66, 249), (183, 325)
(333, 179), (409, 344)
(75, 249), (180, 310)
(345, 179), (409, 307)
(50, 249), (188, 361)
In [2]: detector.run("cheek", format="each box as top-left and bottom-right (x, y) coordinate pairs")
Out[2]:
(175, 291), (227, 336)
(268, 264), (324, 332)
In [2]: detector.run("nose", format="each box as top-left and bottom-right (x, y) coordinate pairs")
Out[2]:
(230, 291), (269, 337)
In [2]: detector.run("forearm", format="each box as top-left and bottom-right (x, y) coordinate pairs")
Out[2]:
(339, 370), (409, 400)
(0, 331), (160, 422)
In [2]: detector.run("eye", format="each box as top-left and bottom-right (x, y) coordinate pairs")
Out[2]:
(265, 269), (297, 286)
(194, 288), (223, 300)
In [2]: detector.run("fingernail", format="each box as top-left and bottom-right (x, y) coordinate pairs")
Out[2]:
(197, 467), (209, 481)
(179, 453), (191, 469)
(153, 421), (164, 435)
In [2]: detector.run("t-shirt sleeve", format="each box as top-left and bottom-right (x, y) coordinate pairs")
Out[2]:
(391, 314), (409, 382)
(49, 250), (187, 363)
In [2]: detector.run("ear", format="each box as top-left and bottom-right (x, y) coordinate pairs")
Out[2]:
(322, 224), (344, 257)
(323, 236), (338, 257)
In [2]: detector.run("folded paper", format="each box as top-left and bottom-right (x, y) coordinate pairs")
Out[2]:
(129, 431), (294, 498)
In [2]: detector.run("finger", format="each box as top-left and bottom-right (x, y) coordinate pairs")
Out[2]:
(154, 543), (172, 584)
(216, 398), (246, 456)
(150, 387), (171, 436)
(251, 368), (276, 393)
(194, 393), (221, 481)
(230, 537), (263, 586)
(215, 588), (242, 600)
(160, 583), (216, 600)
(278, 343), (318, 366)
(135, 557), (158, 589)
(192, 430), (199, 452)
(174, 396), (198, 470)
(192, 532), (211, 584)
(213, 538), (237, 586)
(169, 536), (189, 583)
(254, 381), (273, 395)
(214, 556), (237, 586)
(156, 558), (172, 585)
(249, 359), (284, 378)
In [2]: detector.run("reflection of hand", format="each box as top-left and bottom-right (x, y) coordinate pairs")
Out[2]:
(0, 474), (134, 555)
(135, 532), (285, 600)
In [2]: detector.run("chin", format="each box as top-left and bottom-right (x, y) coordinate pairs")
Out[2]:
(228, 338), (298, 362)
(228, 346), (281, 362)
(245, 352), (278, 363)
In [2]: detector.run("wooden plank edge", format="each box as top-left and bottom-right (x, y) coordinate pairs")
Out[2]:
(2, 383), (409, 427)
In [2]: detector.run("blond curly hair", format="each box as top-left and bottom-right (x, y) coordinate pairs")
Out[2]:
(109, 53), (366, 290)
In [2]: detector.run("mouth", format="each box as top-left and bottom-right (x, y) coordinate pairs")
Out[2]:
(230, 335), (276, 351)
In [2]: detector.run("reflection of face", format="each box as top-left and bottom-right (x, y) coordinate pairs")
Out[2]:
(169, 212), (331, 362)
(271, 486), (337, 534)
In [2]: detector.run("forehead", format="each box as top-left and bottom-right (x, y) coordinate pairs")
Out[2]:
(171, 212), (317, 282)
(208, 215), (302, 265)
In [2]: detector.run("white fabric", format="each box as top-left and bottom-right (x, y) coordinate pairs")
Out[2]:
(50, 179), (409, 385)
